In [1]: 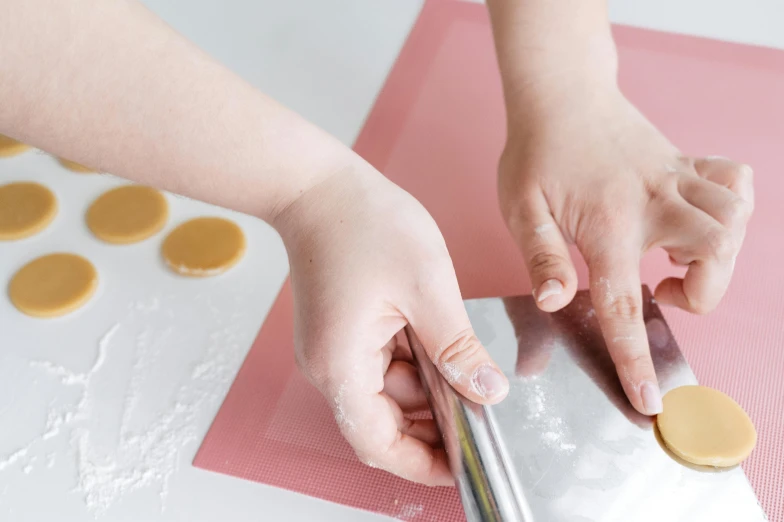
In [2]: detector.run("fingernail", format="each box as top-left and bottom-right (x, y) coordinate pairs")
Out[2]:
(472, 365), (508, 401)
(641, 381), (663, 415)
(535, 279), (563, 303)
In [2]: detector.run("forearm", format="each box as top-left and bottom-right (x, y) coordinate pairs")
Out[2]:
(0, 0), (357, 224)
(486, 0), (618, 122)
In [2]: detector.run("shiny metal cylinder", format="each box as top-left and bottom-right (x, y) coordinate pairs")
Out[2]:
(406, 287), (765, 522)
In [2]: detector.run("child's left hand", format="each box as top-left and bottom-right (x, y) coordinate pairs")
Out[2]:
(497, 85), (754, 416)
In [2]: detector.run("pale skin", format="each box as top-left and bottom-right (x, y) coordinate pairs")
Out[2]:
(0, 0), (752, 487)
(487, 0), (753, 418)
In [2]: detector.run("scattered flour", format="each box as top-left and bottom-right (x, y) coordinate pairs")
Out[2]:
(0, 295), (250, 516)
(28, 359), (88, 386)
(129, 297), (160, 313)
(42, 409), (75, 441)
(522, 384), (575, 453)
(594, 277), (614, 307)
(540, 417), (576, 453)
(439, 361), (462, 384)
(0, 447), (29, 472)
(534, 223), (555, 236)
(21, 457), (36, 474)
(73, 313), (247, 514)
(395, 503), (424, 520)
(174, 264), (225, 277)
(527, 384), (546, 420)
(333, 382), (356, 433)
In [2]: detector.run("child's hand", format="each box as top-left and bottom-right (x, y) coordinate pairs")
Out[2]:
(498, 87), (753, 416)
(273, 161), (509, 486)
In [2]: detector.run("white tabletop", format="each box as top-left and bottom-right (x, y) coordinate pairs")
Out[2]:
(1, 1), (782, 521)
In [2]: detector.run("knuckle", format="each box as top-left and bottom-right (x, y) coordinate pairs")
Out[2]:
(688, 297), (714, 315)
(578, 212), (631, 257)
(606, 293), (642, 322)
(682, 289), (719, 315)
(528, 250), (566, 278)
(434, 329), (482, 369)
(733, 163), (754, 183)
(618, 352), (652, 373)
(723, 196), (752, 226)
(614, 352), (654, 384)
(704, 227), (736, 262)
(681, 288), (717, 314)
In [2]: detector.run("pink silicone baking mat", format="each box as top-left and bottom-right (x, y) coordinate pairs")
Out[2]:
(194, 1), (784, 520)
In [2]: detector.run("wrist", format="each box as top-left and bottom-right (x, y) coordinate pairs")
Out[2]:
(502, 56), (625, 147)
(269, 155), (381, 250)
(504, 39), (619, 120)
(487, 1), (619, 127)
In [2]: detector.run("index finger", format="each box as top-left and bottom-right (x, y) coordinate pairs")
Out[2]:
(588, 249), (662, 416)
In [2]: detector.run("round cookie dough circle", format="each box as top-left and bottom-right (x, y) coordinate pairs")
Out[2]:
(58, 158), (95, 173)
(0, 182), (58, 240)
(162, 217), (245, 277)
(657, 385), (756, 467)
(9, 253), (98, 318)
(0, 135), (30, 158)
(87, 185), (168, 244)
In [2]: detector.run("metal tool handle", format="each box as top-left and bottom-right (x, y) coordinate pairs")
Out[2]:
(404, 326), (534, 522)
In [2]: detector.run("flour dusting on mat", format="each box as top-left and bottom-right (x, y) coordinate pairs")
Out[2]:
(395, 503), (424, 520)
(333, 381), (357, 433)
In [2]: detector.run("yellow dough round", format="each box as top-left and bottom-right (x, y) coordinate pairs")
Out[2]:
(657, 385), (756, 467)
(87, 185), (168, 244)
(162, 217), (245, 277)
(9, 253), (98, 318)
(58, 158), (95, 173)
(0, 182), (58, 240)
(0, 135), (30, 158)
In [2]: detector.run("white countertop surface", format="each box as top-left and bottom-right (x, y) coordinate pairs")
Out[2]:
(1, 1), (782, 521)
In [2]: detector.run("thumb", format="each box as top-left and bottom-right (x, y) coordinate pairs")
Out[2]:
(405, 268), (509, 405)
(506, 191), (577, 312)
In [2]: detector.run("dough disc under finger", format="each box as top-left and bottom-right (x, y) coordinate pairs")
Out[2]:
(9, 253), (98, 318)
(656, 385), (756, 467)
(87, 185), (168, 244)
(162, 217), (245, 277)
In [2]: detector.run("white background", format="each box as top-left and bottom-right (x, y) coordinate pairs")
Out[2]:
(1, 1), (782, 521)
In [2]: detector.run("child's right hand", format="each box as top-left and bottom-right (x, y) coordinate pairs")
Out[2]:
(272, 160), (509, 486)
